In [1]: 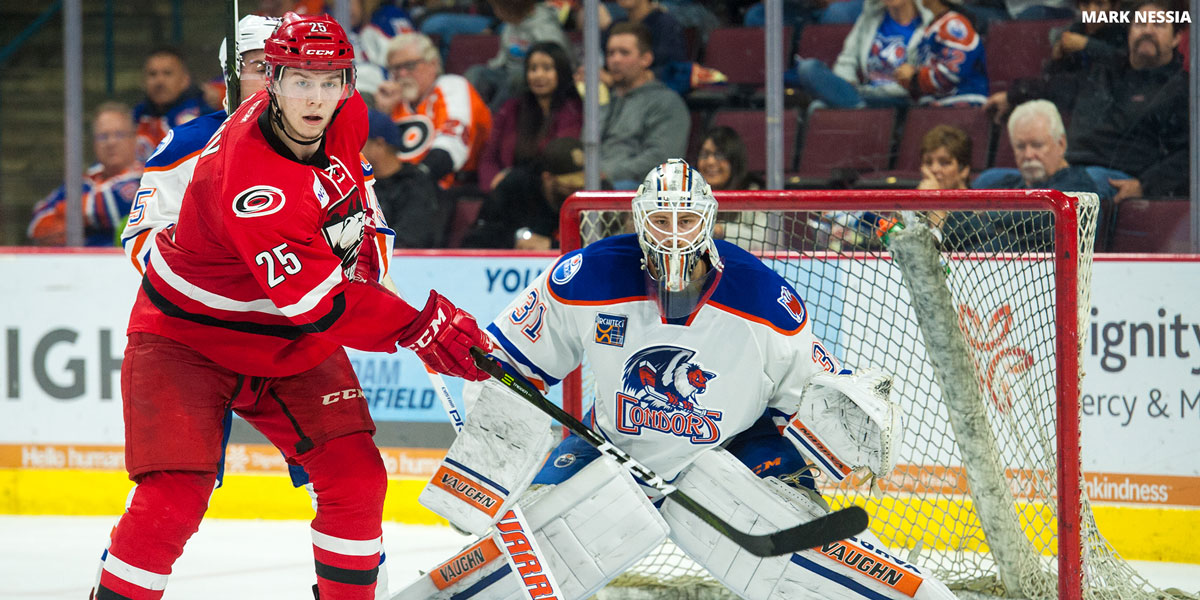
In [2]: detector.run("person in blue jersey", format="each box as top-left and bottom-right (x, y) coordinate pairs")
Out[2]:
(394, 159), (959, 600)
(28, 101), (142, 247)
(788, 0), (932, 109)
(132, 47), (213, 163)
(892, 0), (988, 106)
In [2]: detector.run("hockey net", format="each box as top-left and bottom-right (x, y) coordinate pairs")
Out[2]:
(558, 189), (1166, 600)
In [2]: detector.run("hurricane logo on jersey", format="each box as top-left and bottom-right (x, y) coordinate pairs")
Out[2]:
(613, 345), (723, 444)
(232, 185), (287, 218)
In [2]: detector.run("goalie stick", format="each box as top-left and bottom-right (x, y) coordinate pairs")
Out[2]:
(422, 366), (566, 600)
(469, 347), (871, 557)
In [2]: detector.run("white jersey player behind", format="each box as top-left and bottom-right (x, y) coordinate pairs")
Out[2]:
(394, 160), (958, 600)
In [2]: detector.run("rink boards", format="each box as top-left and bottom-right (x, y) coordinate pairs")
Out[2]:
(1, 250), (1198, 562)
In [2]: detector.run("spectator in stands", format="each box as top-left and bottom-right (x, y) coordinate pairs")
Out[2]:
(28, 102), (142, 247)
(478, 41), (582, 193)
(892, 0), (988, 106)
(696, 126), (762, 191)
(363, 109), (447, 247)
(983, 0), (1187, 202)
(132, 47), (210, 163)
(375, 32), (493, 191)
(973, 100), (1099, 194)
(912, 123), (973, 234)
(1045, 0), (1126, 75)
(594, 0), (691, 93)
(466, 0), (569, 110)
(788, 0), (932, 109)
(599, 22), (690, 189)
(951, 100), (1099, 251)
(464, 136), (585, 249)
(917, 124), (973, 190)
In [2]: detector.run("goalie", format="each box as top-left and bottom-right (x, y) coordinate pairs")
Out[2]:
(398, 160), (957, 600)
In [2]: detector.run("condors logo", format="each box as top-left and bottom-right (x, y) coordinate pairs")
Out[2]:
(232, 185), (286, 218)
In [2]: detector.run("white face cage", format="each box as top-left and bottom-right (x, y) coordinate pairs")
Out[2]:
(632, 159), (723, 293)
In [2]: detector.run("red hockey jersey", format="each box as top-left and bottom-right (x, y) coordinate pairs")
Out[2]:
(129, 90), (420, 377)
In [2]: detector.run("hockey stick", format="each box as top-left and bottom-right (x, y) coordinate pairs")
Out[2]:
(421, 366), (566, 600)
(469, 347), (871, 557)
(223, 0), (240, 114)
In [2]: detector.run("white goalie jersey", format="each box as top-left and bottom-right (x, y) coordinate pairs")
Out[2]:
(484, 233), (846, 480)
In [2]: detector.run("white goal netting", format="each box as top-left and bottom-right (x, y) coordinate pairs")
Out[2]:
(558, 190), (1170, 600)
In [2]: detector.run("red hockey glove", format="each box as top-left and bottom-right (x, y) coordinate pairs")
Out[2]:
(397, 290), (492, 381)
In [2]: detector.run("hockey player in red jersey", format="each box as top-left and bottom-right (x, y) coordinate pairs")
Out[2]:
(91, 13), (490, 600)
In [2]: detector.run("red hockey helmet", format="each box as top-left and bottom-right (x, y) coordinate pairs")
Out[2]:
(264, 12), (355, 70)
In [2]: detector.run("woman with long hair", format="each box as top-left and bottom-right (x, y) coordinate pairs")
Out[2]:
(696, 126), (761, 191)
(478, 41), (582, 192)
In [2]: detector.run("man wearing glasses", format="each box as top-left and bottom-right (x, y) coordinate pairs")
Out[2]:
(28, 101), (142, 246)
(374, 32), (492, 197)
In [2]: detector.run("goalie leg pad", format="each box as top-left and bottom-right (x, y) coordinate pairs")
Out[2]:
(663, 449), (954, 600)
(419, 379), (556, 536)
(393, 455), (669, 600)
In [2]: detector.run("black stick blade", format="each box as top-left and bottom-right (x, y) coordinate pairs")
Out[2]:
(738, 506), (870, 557)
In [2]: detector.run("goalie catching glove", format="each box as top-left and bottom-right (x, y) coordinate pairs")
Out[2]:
(397, 290), (491, 381)
(785, 369), (903, 483)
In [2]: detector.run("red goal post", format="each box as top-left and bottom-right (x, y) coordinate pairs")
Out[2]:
(551, 189), (1148, 600)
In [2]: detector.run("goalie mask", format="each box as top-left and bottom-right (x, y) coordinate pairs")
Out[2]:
(263, 12), (356, 145)
(633, 159), (724, 320)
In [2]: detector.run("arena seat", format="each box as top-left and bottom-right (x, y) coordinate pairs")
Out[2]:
(795, 23), (852, 67)
(794, 108), (896, 186)
(444, 34), (499, 76)
(444, 197), (483, 249)
(984, 19), (1071, 92)
(711, 108), (800, 175)
(857, 106), (991, 187)
(1107, 198), (1192, 253)
(701, 26), (794, 87)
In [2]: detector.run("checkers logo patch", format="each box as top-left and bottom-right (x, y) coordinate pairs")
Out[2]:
(594, 313), (627, 347)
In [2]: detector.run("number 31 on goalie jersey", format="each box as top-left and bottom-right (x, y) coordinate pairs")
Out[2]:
(509, 289), (546, 342)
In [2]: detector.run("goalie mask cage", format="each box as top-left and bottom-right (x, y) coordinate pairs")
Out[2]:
(558, 189), (1166, 600)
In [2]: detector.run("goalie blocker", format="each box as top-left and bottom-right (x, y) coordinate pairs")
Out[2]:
(418, 378), (557, 536)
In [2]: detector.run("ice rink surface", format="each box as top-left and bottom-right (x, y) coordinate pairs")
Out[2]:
(4, 515), (1199, 599)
